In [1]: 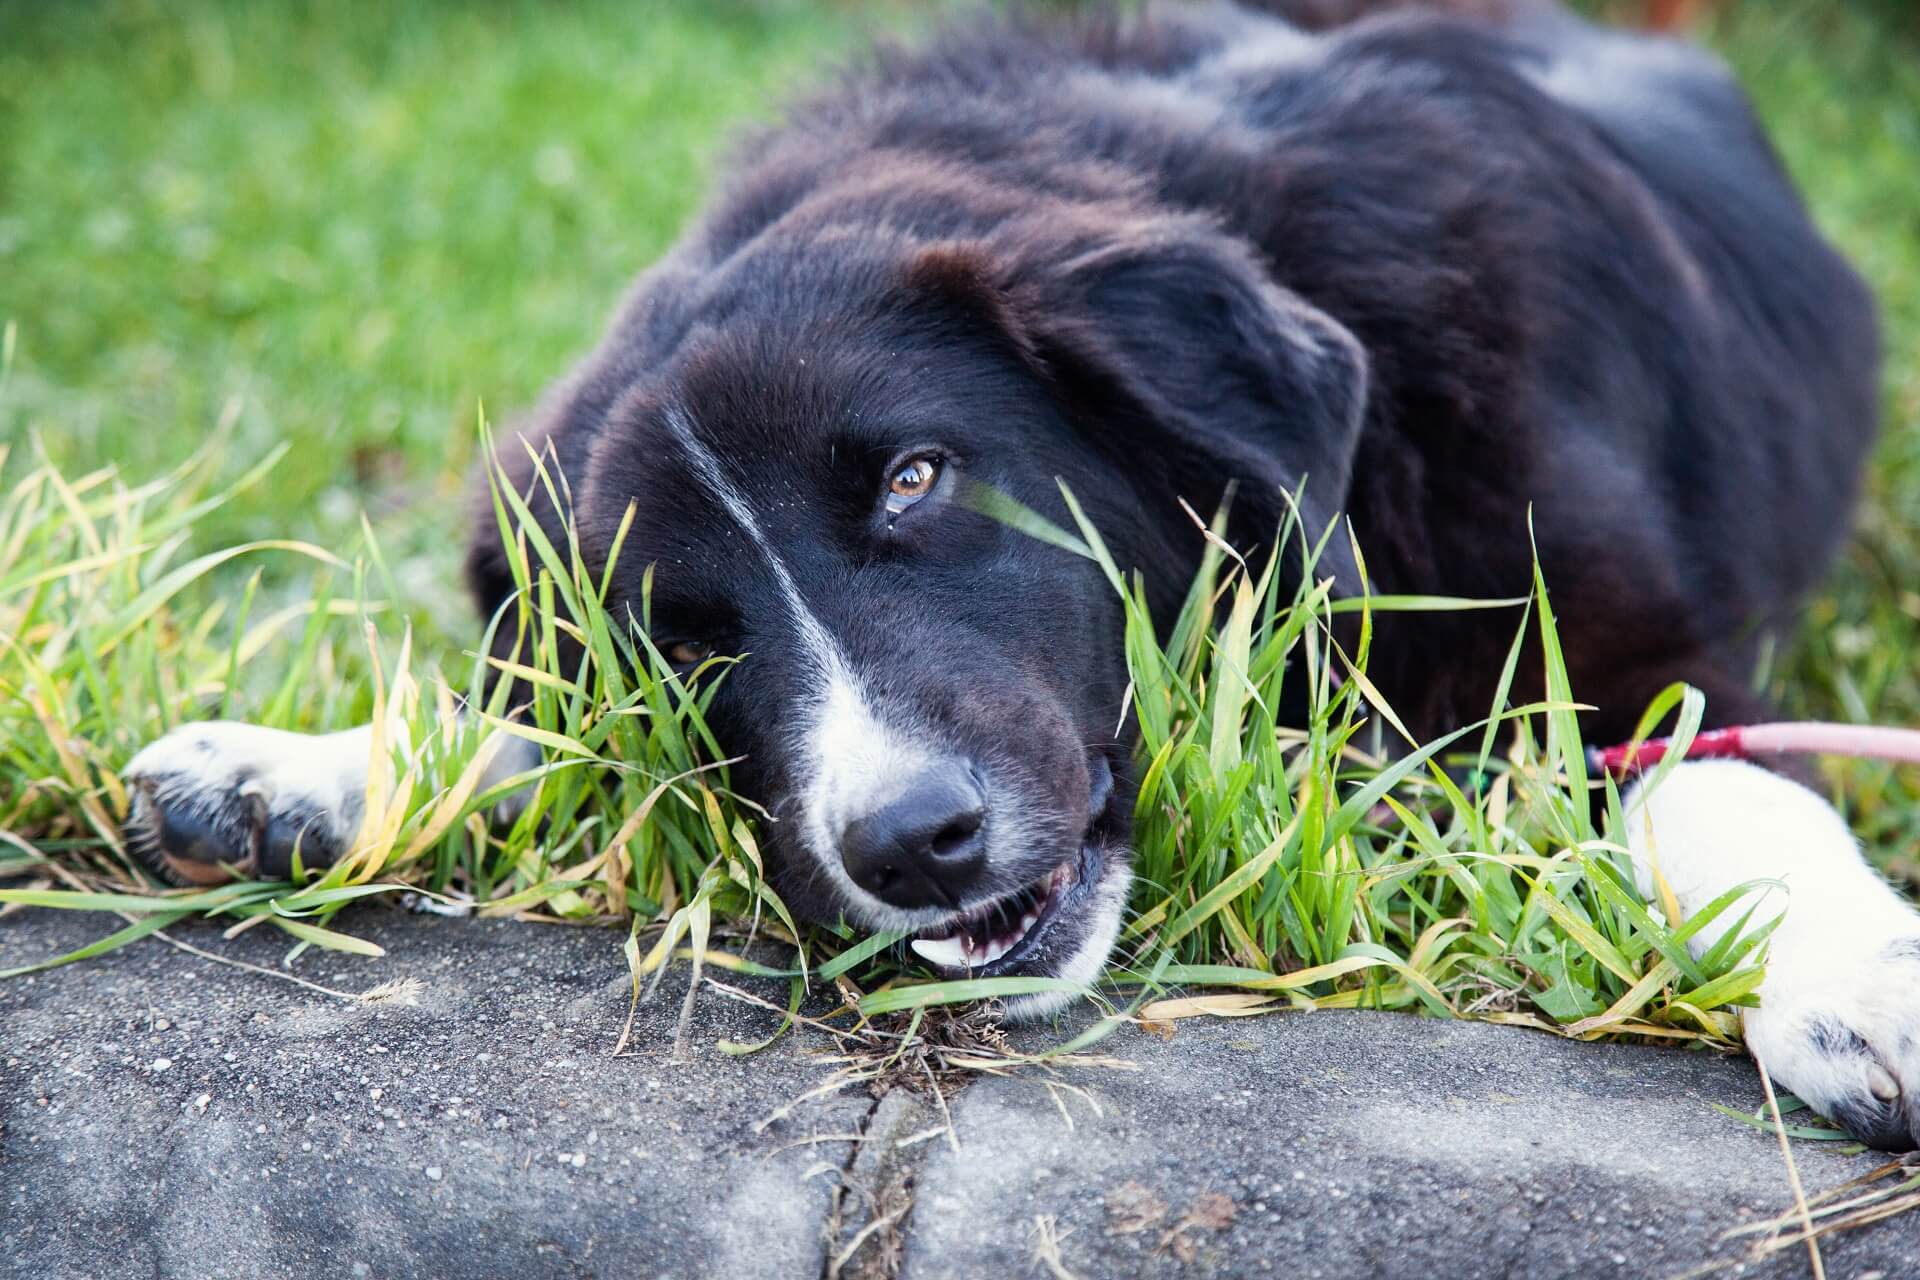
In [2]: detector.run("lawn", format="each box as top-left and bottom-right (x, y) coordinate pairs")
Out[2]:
(2, 0), (1916, 1036)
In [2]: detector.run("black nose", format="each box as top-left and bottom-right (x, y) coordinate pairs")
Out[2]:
(840, 761), (988, 909)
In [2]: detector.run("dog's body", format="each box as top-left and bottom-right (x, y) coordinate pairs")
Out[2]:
(125, 1), (1920, 1147)
(479, 0), (1880, 750)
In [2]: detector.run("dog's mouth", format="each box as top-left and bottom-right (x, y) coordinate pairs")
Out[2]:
(905, 751), (1120, 979)
(908, 855), (1081, 973)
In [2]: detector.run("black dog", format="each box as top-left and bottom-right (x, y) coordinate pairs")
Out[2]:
(128, 1), (1920, 1147)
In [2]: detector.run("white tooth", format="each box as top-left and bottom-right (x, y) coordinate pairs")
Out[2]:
(911, 936), (971, 969)
(971, 933), (1016, 966)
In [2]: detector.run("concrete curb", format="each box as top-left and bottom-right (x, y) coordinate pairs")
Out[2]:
(4, 907), (1913, 1278)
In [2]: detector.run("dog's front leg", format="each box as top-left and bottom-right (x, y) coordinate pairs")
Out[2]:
(1623, 760), (1920, 1149)
(122, 719), (539, 885)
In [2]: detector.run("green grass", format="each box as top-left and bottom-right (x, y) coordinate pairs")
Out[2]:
(0, 0), (881, 635)
(2, 0), (1916, 1044)
(0, 431), (1777, 1047)
(1700, 0), (1920, 860)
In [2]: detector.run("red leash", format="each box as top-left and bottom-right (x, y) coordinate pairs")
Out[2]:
(1590, 722), (1920, 777)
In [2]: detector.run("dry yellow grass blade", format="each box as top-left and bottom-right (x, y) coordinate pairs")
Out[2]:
(1563, 958), (1682, 1039)
(1138, 993), (1283, 1020)
(397, 732), (506, 864)
(7, 652), (123, 853)
(1758, 1057), (1826, 1280)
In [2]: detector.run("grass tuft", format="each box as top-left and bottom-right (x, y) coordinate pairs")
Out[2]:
(0, 433), (1781, 1047)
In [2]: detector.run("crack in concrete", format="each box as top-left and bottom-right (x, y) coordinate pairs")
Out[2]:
(820, 1088), (941, 1280)
(818, 1091), (885, 1280)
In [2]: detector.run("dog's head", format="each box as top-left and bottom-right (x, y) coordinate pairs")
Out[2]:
(480, 198), (1367, 1015)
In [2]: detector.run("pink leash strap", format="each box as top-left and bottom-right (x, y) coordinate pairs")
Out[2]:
(1591, 721), (1920, 777)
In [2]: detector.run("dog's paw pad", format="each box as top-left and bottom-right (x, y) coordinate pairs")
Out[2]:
(1748, 935), (1920, 1152)
(122, 722), (363, 885)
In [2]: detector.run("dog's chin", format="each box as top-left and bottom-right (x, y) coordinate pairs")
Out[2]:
(999, 843), (1131, 1022)
(899, 836), (1133, 1021)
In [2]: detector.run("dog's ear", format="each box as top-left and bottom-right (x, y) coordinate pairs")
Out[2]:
(1010, 221), (1370, 587)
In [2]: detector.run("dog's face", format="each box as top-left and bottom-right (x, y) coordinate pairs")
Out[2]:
(526, 213), (1368, 1015)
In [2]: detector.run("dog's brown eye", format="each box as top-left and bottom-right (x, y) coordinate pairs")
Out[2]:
(886, 456), (941, 512)
(666, 640), (713, 667)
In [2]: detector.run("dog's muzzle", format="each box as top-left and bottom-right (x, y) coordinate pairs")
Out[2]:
(901, 751), (1119, 977)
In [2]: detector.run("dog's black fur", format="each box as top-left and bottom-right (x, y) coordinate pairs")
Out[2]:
(464, 0), (1878, 983)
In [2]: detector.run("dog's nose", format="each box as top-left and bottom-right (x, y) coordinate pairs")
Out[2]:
(840, 761), (988, 909)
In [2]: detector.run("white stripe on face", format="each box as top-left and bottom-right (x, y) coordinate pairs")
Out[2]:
(663, 406), (937, 926)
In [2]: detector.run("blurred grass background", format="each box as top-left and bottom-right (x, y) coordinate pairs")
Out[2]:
(1, 0), (1916, 852)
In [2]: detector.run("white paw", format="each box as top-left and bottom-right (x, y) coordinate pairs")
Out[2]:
(122, 721), (371, 884)
(1625, 759), (1920, 1150)
(1745, 933), (1920, 1150)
